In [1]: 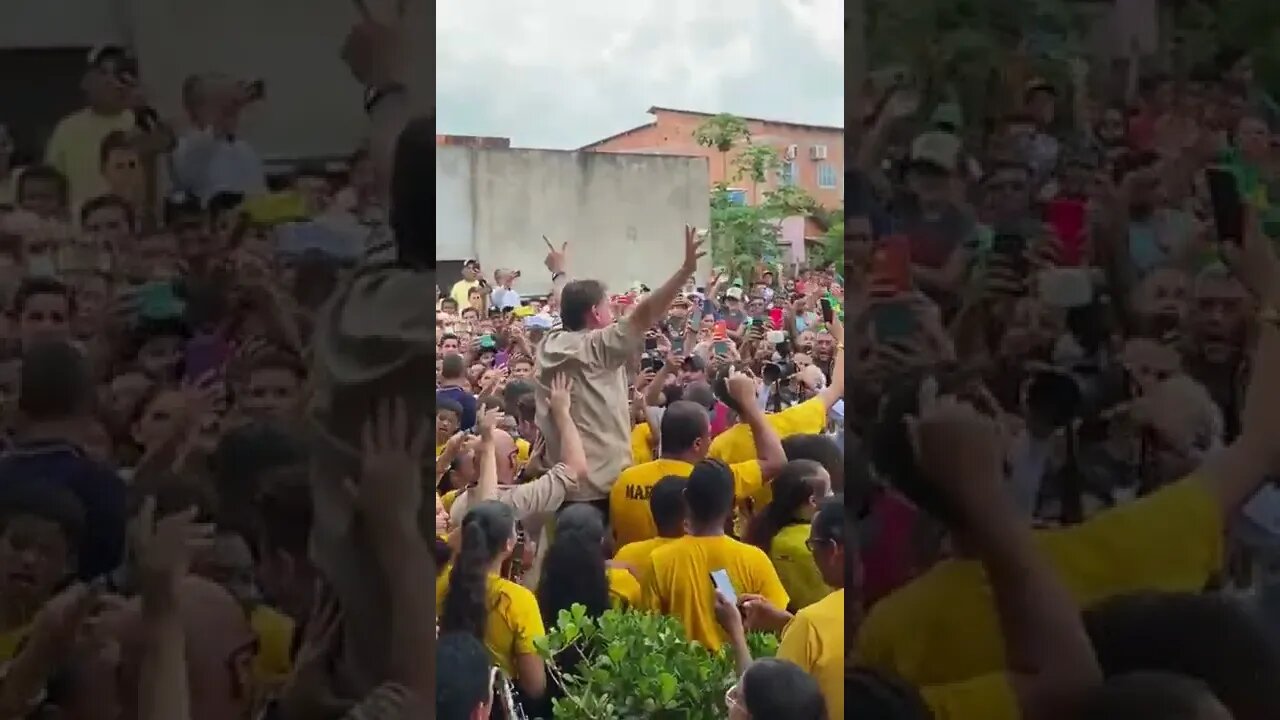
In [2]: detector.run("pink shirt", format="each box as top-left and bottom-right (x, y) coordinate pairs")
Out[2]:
(860, 490), (923, 608)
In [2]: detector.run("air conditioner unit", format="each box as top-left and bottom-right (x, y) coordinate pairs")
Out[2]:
(810, 145), (828, 160)
(784, 144), (798, 160)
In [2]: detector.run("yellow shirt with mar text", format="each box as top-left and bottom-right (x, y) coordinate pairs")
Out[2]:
(437, 571), (546, 676)
(777, 588), (846, 720)
(709, 396), (827, 508)
(607, 566), (642, 609)
(640, 534), (789, 651)
(45, 108), (136, 209)
(856, 476), (1223, 687)
(610, 458), (763, 548)
(770, 523), (833, 611)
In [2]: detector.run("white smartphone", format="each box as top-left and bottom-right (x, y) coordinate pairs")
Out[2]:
(709, 569), (737, 604)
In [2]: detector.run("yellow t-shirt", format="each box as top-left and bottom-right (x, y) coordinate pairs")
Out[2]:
(610, 458), (763, 548)
(45, 108), (136, 208)
(450, 279), (479, 308)
(607, 566), (642, 609)
(777, 588), (845, 720)
(614, 536), (676, 576)
(631, 423), (656, 465)
(709, 396), (827, 508)
(0, 623), (30, 663)
(640, 534), (789, 651)
(516, 437), (531, 466)
(920, 674), (1020, 720)
(770, 523), (833, 611)
(856, 477), (1222, 686)
(441, 489), (461, 512)
(249, 604), (296, 690)
(437, 571), (546, 676)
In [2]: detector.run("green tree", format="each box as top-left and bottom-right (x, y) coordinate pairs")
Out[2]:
(732, 144), (782, 203)
(818, 213), (844, 270)
(693, 113), (752, 180)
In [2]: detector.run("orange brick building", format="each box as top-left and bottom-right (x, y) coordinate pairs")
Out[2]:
(579, 106), (843, 209)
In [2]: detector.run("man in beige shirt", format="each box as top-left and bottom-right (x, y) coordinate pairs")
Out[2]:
(534, 227), (705, 511)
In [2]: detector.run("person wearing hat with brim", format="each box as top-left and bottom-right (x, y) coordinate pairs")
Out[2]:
(46, 46), (172, 210)
(895, 130), (977, 313)
(449, 258), (483, 308)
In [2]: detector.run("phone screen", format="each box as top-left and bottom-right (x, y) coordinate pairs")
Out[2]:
(712, 341), (729, 356)
(710, 569), (737, 604)
(1206, 167), (1244, 244)
(644, 337), (659, 352)
(820, 297), (834, 324)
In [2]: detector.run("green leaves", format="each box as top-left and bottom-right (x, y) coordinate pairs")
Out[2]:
(537, 604), (777, 720)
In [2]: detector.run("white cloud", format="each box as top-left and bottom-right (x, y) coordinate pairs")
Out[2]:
(437, 0), (843, 149)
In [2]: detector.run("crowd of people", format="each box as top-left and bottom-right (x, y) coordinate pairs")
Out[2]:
(0, 4), (438, 720)
(842, 47), (1280, 719)
(433, 223), (849, 719)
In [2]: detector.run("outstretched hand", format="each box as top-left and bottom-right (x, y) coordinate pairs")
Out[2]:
(544, 235), (568, 275)
(682, 225), (706, 274)
(348, 399), (431, 543)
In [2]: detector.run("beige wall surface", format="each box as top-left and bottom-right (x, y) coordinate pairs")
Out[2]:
(437, 146), (711, 296)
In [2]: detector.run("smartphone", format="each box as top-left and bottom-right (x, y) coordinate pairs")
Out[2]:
(992, 233), (1029, 274)
(820, 297), (834, 324)
(1205, 167), (1244, 244)
(644, 336), (659, 352)
(712, 340), (729, 356)
(710, 569), (737, 604)
(872, 234), (912, 296)
(871, 301), (917, 342)
(768, 307), (783, 329)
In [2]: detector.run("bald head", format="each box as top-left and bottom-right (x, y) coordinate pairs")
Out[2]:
(491, 429), (518, 483)
(110, 576), (256, 720)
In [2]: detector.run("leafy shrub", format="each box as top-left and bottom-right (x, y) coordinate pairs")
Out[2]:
(533, 604), (778, 720)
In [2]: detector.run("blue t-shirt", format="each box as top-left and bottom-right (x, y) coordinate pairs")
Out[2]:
(436, 386), (478, 430)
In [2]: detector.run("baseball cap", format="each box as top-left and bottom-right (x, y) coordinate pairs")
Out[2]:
(908, 131), (961, 173)
(682, 355), (707, 372)
(724, 286), (744, 301)
(87, 45), (138, 76)
(512, 306), (535, 319)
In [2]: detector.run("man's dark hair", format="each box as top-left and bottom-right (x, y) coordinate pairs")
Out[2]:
(1084, 592), (1280, 720)
(782, 433), (846, 496)
(18, 341), (93, 422)
(660, 401), (709, 455)
(436, 632), (492, 720)
(210, 422), (308, 522)
(502, 380), (535, 417)
(255, 467), (312, 560)
(650, 475), (688, 535)
(867, 374), (956, 524)
(438, 332), (459, 347)
(437, 397), (464, 420)
(80, 193), (135, 229)
(684, 459), (735, 525)
(13, 277), (74, 317)
(560, 279), (606, 331)
(741, 658), (826, 720)
(16, 165), (68, 205)
(683, 381), (716, 411)
(0, 480), (86, 552)
(441, 353), (465, 380)
(390, 116), (432, 269)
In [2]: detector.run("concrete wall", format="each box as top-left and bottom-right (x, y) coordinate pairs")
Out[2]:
(437, 146), (712, 296)
(3, 0), (431, 162)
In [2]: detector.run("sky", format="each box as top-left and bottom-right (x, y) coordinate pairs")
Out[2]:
(437, 0), (843, 149)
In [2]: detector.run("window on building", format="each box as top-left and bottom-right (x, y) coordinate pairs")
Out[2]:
(817, 162), (837, 189)
(780, 161), (797, 186)
(727, 188), (748, 206)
